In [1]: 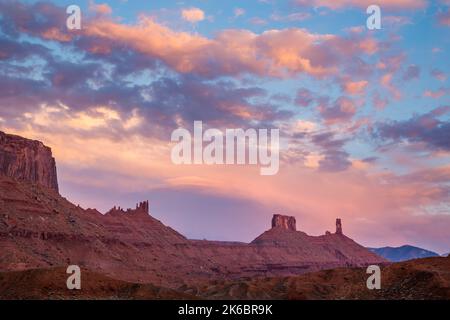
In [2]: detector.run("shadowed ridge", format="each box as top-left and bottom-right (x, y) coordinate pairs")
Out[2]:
(0, 267), (195, 300)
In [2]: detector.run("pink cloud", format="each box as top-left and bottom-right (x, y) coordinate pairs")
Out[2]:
(423, 88), (449, 99)
(343, 80), (369, 95)
(41, 28), (72, 42)
(358, 38), (378, 55)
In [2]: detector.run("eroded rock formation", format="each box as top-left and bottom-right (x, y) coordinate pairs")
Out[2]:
(0, 131), (58, 192)
(106, 200), (150, 216)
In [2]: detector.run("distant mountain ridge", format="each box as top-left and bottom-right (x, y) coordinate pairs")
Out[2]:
(368, 245), (440, 262)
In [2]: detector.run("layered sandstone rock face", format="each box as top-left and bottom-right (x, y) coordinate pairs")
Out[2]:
(0, 131), (58, 192)
(272, 214), (296, 231)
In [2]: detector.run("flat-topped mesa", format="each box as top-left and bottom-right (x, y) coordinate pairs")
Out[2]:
(106, 200), (150, 216)
(336, 218), (343, 235)
(0, 131), (58, 192)
(271, 214), (296, 231)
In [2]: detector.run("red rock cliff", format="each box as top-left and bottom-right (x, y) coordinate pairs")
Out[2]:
(0, 131), (58, 192)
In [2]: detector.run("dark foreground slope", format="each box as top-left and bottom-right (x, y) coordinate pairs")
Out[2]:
(181, 256), (450, 300)
(0, 256), (448, 300)
(0, 267), (194, 300)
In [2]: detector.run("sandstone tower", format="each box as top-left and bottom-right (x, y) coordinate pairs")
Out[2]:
(336, 218), (343, 235)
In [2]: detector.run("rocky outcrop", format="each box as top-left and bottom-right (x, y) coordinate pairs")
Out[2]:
(271, 214), (296, 231)
(106, 200), (150, 215)
(0, 131), (58, 192)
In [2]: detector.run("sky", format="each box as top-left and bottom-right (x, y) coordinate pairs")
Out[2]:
(0, 0), (449, 253)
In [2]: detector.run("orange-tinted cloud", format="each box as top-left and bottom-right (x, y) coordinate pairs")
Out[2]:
(343, 80), (369, 95)
(78, 16), (376, 79)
